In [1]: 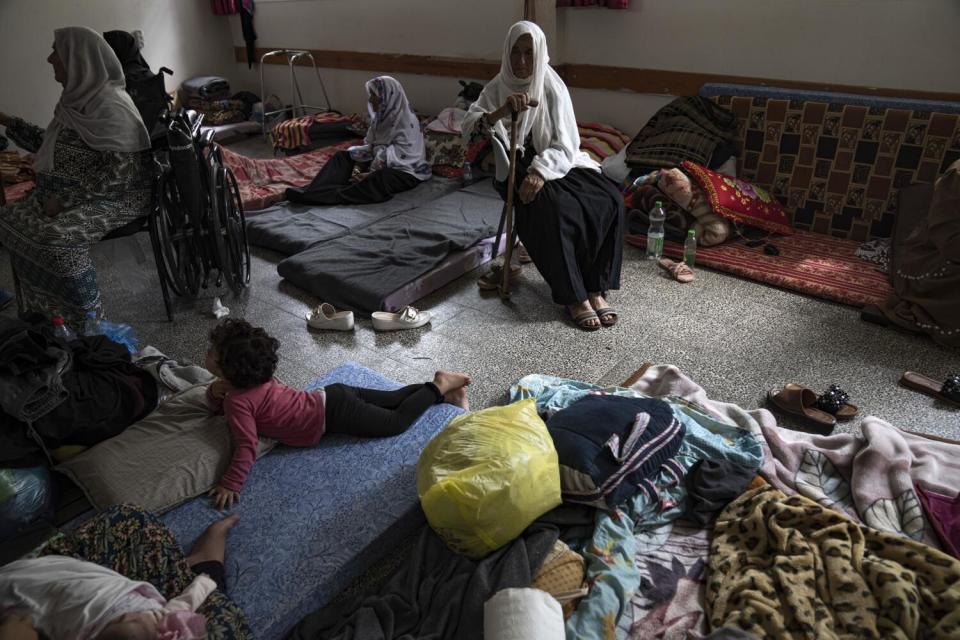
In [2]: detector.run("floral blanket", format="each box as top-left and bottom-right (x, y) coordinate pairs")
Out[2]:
(220, 139), (360, 210)
(510, 373), (764, 640)
(759, 417), (960, 552)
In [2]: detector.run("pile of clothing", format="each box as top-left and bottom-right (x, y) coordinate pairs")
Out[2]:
(179, 76), (258, 126)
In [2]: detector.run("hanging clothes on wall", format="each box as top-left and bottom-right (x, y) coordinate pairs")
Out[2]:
(211, 0), (257, 69)
(557, 0), (629, 8)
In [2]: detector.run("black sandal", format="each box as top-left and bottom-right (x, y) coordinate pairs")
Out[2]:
(569, 309), (601, 331)
(594, 307), (618, 327)
(814, 384), (858, 421)
(900, 372), (960, 407)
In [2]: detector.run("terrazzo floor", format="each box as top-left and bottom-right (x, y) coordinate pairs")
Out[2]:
(2, 134), (958, 603)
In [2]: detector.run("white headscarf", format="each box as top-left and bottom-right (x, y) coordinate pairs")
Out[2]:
(463, 21), (597, 181)
(33, 26), (151, 172)
(362, 76), (431, 180)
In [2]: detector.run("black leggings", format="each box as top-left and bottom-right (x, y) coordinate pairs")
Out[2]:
(191, 560), (226, 591)
(284, 150), (420, 206)
(323, 382), (443, 437)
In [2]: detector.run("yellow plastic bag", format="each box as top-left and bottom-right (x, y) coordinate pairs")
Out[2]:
(416, 398), (561, 559)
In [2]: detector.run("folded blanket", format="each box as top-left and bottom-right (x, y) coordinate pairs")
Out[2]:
(708, 485), (960, 639)
(181, 76), (230, 99)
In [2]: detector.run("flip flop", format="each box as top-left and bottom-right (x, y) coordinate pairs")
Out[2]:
(813, 384), (859, 421)
(306, 303), (354, 331)
(767, 383), (837, 433)
(899, 372), (960, 407)
(569, 309), (601, 331)
(594, 307), (618, 327)
(658, 258), (694, 283)
(371, 306), (431, 331)
(478, 263), (523, 291)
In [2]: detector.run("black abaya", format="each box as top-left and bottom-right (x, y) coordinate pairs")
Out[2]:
(285, 150), (421, 206)
(494, 146), (624, 305)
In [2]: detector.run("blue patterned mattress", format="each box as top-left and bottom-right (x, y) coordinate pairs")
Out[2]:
(160, 363), (461, 640)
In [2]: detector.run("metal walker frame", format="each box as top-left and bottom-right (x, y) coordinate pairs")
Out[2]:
(258, 49), (334, 135)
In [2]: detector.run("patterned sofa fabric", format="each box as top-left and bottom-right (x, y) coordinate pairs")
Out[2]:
(702, 84), (960, 240)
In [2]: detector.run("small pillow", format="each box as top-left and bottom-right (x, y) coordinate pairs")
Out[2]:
(682, 160), (793, 235)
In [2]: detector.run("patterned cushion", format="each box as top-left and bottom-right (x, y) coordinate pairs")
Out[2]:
(683, 161), (793, 235)
(578, 122), (631, 163)
(710, 91), (960, 240)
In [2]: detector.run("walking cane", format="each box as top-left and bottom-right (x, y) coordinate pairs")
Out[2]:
(497, 99), (538, 299)
(498, 108), (521, 300)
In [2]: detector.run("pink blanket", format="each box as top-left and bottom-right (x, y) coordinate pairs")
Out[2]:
(629, 364), (960, 553)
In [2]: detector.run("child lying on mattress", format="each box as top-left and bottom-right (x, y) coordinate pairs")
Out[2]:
(204, 319), (471, 510)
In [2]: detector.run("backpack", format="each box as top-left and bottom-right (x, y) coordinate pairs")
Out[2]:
(546, 394), (685, 509)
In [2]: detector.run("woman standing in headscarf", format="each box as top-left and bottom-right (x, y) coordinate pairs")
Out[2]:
(0, 26), (152, 327)
(285, 76), (431, 205)
(463, 21), (624, 330)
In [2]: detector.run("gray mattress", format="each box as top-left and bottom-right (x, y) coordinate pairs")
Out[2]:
(245, 178), (462, 256)
(277, 184), (504, 313)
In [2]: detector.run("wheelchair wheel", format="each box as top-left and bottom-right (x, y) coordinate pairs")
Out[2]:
(223, 168), (251, 291)
(207, 151), (250, 293)
(152, 169), (203, 297)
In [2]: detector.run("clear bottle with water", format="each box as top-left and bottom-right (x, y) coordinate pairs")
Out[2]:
(684, 229), (697, 268)
(646, 200), (666, 260)
(462, 160), (474, 186)
(83, 310), (102, 337)
(51, 315), (76, 342)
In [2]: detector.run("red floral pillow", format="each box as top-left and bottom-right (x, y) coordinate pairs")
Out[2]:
(682, 161), (793, 235)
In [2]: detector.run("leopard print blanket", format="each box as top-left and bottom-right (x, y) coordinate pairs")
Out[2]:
(706, 485), (960, 639)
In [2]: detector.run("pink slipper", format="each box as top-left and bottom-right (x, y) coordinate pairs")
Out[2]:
(658, 258), (694, 283)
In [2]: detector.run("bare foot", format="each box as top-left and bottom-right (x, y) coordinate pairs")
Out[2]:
(185, 514), (240, 566)
(433, 370), (471, 395)
(568, 300), (600, 329)
(588, 292), (608, 310)
(445, 386), (470, 411)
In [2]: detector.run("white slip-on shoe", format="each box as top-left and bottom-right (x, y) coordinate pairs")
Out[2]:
(371, 306), (431, 332)
(306, 303), (354, 331)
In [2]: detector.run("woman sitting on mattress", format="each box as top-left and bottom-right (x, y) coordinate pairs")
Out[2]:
(462, 21), (625, 331)
(285, 76), (431, 205)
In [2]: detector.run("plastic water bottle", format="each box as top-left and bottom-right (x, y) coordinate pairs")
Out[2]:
(646, 200), (666, 260)
(462, 160), (474, 186)
(83, 310), (102, 337)
(98, 319), (139, 354)
(51, 315), (76, 342)
(684, 229), (697, 268)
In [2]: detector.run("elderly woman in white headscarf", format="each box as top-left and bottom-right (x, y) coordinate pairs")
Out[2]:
(463, 21), (624, 330)
(286, 76), (431, 205)
(0, 26), (152, 326)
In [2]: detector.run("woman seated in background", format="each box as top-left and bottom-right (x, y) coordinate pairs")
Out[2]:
(285, 75), (431, 205)
(0, 505), (249, 640)
(864, 159), (960, 347)
(0, 26), (152, 328)
(463, 21), (624, 331)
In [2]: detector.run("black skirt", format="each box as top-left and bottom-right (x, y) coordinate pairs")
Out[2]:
(495, 148), (624, 305)
(285, 150), (421, 206)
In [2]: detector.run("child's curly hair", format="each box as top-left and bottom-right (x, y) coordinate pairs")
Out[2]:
(209, 319), (279, 388)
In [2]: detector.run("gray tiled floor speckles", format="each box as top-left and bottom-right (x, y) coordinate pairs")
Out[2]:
(1, 165), (958, 439)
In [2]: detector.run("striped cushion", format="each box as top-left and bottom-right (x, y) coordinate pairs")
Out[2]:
(578, 122), (631, 163)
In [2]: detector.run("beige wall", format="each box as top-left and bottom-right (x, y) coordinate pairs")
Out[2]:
(0, 0), (236, 131)
(560, 0), (960, 133)
(2, 0), (955, 140)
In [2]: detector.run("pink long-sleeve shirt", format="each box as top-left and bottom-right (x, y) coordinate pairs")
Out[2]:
(207, 380), (326, 492)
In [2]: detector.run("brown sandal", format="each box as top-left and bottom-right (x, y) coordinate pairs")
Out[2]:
(658, 258), (694, 283)
(767, 383), (837, 433)
(569, 308), (601, 331)
(899, 372), (960, 407)
(517, 244), (533, 264)
(478, 263), (522, 291)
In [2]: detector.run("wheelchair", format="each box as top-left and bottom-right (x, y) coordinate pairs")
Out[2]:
(146, 108), (251, 319)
